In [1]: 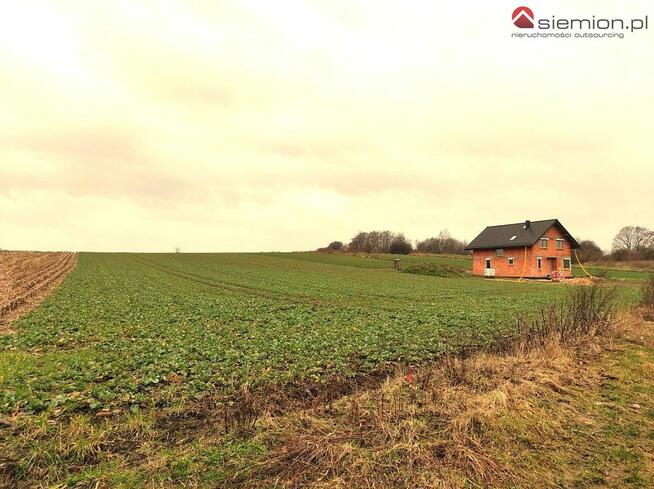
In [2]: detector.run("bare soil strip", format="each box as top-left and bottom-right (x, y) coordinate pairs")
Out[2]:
(0, 251), (78, 329)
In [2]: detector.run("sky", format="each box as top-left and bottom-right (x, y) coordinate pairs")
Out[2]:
(1, 0), (652, 252)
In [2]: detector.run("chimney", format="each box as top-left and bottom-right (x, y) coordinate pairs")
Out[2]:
(525, 220), (531, 229)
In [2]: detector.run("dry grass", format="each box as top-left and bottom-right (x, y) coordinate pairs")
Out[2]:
(239, 291), (652, 488)
(641, 275), (654, 309)
(245, 333), (596, 488)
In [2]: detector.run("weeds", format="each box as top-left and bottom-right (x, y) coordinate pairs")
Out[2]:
(641, 274), (654, 308)
(246, 287), (645, 489)
(516, 282), (617, 349)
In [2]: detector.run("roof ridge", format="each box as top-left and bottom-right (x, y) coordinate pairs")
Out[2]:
(485, 219), (556, 228)
(465, 219), (579, 250)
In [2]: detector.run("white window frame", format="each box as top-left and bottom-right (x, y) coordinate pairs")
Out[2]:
(540, 238), (549, 249)
(496, 248), (504, 257)
(563, 257), (571, 270)
(485, 257), (492, 269)
(556, 239), (564, 250)
(537, 256), (542, 270)
(508, 257), (515, 266)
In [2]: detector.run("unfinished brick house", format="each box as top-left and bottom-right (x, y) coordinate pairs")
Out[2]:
(465, 219), (580, 279)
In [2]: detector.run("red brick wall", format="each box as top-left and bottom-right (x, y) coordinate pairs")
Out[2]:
(471, 225), (574, 278)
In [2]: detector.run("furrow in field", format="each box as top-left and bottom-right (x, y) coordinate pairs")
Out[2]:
(130, 254), (450, 309)
(0, 252), (78, 325)
(127, 254), (327, 303)
(127, 254), (514, 310)
(6, 254), (68, 294)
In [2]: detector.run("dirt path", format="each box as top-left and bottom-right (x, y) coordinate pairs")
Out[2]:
(0, 251), (78, 330)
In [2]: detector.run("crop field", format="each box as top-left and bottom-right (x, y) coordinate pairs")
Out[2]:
(1, 251), (650, 486)
(0, 252), (641, 416)
(573, 264), (652, 281)
(0, 251), (77, 326)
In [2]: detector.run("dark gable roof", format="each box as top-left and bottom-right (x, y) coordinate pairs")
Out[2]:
(465, 219), (580, 250)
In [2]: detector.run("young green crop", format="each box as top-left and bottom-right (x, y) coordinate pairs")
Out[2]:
(0, 252), (640, 415)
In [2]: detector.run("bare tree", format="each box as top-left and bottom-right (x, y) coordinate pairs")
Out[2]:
(348, 231), (413, 254)
(612, 226), (653, 256)
(416, 229), (468, 255)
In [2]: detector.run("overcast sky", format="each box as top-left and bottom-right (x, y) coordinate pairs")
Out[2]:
(1, 0), (652, 252)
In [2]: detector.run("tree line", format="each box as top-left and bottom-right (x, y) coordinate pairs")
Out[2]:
(327, 225), (654, 261)
(576, 225), (653, 262)
(326, 229), (468, 255)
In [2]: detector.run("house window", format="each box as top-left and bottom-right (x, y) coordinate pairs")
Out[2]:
(537, 257), (542, 270)
(508, 257), (515, 266)
(540, 238), (549, 249)
(496, 248), (504, 257)
(485, 258), (492, 269)
(563, 257), (571, 270)
(556, 239), (564, 250)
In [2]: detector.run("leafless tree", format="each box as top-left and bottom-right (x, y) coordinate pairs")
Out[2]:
(416, 229), (468, 255)
(612, 226), (653, 255)
(348, 231), (412, 254)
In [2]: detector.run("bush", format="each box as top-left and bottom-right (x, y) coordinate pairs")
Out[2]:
(515, 283), (617, 347)
(389, 235), (413, 255)
(576, 240), (603, 262)
(641, 275), (654, 308)
(327, 241), (344, 251)
(402, 263), (468, 278)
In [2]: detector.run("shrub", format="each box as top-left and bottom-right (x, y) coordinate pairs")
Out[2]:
(641, 275), (654, 308)
(576, 240), (603, 262)
(515, 282), (617, 347)
(402, 263), (468, 278)
(327, 241), (344, 251)
(389, 235), (413, 255)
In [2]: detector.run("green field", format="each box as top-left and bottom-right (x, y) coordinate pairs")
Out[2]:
(573, 264), (652, 281)
(0, 252), (642, 415)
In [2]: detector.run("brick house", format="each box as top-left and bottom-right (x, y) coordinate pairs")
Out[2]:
(465, 219), (580, 279)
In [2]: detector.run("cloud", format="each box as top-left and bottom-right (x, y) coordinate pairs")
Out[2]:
(0, 128), (205, 205)
(2, 127), (140, 162)
(0, 1), (652, 251)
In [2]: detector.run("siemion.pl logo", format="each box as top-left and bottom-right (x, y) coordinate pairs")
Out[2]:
(512, 6), (534, 28)
(511, 5), (649, 39)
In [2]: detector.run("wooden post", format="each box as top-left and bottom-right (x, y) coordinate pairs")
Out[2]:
(394, 258), (401, 271)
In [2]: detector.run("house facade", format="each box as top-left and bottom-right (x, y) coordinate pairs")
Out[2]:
(466, 219), (580, 279)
